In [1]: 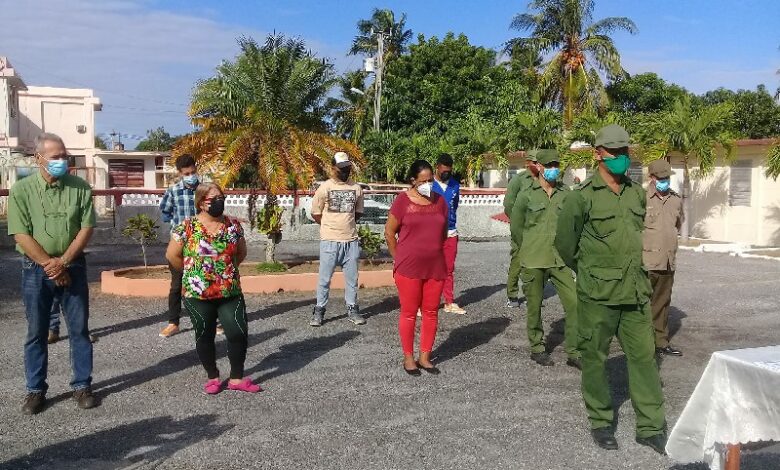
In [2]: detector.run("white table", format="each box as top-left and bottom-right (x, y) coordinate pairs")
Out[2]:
(666, 345), (780, 470)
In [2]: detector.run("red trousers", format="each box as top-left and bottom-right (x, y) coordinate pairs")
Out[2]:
(395, 273), (444, 355)
(442, 236), (458, 304)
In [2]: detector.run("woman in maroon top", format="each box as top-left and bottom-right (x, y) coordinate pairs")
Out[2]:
(385, 160), (449, 375)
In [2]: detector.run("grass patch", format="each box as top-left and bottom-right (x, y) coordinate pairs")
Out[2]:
(255, 262), (288, 273)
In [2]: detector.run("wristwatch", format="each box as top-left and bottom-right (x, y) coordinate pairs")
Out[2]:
(60, 256), (71, 268)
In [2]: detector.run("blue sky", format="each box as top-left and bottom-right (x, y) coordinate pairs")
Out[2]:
(2, 0), (778, 146)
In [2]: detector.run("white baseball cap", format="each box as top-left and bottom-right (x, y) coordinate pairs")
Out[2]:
(333, 151), (352, 168)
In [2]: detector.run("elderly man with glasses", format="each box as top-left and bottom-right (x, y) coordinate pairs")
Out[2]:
(7, 132), (97, 415)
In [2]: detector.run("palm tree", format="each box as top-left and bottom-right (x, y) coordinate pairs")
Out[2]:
(506, 0), (637, 128)
(175, 34), (361, 261)
(327, 71), (371, 143)
(766, 141), (780, 180)
(635, 97), (735, 239)
(349, 8), (413, 61)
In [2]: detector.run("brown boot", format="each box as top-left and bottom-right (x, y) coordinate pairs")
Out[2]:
(73, 387), (97, 409)
(47, 330), (60, 344)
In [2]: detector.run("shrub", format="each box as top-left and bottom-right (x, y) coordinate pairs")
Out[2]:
(121, 214), (159, 271)
(358, 224), (383, 264)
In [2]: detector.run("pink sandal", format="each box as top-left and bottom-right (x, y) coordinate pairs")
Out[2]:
(227, 378), (262, 393)
(203, 378), (223, 395)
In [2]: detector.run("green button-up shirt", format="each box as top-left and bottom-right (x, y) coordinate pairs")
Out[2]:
(510, 178), (568, 269)
(7, 172), (96, 257)
(554, 171), (651, 305)
(503, 171), (534, 217)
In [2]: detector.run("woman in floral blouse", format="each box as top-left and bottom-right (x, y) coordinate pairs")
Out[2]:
(166, 182), (260, 394)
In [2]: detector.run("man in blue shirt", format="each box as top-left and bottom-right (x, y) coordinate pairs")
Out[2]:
(432, 154), (465, 315)
(158, 154), (198, 337)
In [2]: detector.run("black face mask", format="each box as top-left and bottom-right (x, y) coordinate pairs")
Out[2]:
(337, 167), (352, 182)
(439, 171), (452, 182)
(206, 197), (225, 217)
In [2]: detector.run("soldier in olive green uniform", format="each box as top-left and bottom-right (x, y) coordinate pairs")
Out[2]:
(510, 149), (580, 369)
(504, 151), (538, 307)
(555, 125), (667, 454)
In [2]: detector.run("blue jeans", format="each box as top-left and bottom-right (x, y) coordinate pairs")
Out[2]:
(22, 256), (93, 393)
(49, 297), (62, 334)
(316, 240), (360, 309)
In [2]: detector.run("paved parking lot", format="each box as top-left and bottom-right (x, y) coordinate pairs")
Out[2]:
(0, 241), (779, 470)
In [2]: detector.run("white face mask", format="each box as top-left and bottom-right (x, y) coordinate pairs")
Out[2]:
(416, 182), (433, 197)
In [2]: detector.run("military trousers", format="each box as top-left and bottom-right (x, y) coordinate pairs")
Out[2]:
(507, 239), (523, 300)
(578, 299), (666, 438)
(520, 266), (579, 358)
(649, 270), (675, 348)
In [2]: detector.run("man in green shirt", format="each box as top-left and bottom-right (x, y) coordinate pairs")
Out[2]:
(7, 133), (97, 415)
(504, 151), (538, 307)
(554, 125), (666, 454)
(511, 149), (580, 369)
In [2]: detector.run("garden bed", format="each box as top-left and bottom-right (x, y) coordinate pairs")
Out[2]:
(101, 259), (395, 297)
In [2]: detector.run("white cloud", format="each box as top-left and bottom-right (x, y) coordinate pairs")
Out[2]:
(0, 0), (349, 143)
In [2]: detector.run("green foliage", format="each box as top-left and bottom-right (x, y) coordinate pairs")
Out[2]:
(607, 73), (690, 114)
(136, 127), (178, 152)
(358, 224), (383, 262)
(697, 85), (780, 139)
(255, 261), (288, 273)
(766, 141), (780, 181)
(121, 214), (159, 269)
(94, 136), (109, 150)
(256, 203), (284, 235)
(327, 71), (371, 143)
(175, 34), (361, 191)
(507, 0), (637, 127)
(350, 8), (413, 60)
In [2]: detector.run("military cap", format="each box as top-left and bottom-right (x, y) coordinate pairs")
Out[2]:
(526, 149), (538, 162)
(535, 149), (560, 165)
(594, 124), (630, 149)
(648, 159), (673, 178)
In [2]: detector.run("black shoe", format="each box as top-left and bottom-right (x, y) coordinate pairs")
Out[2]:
(566, 357), (583, 370)
(530, 352), (554, 366)
(416, 362), (441, 375)
(309, 307), (325, 327)
(636, 433), (667, 455)
(73, 387), (97, 410)
(591, 428), (618, 450)
(656, 346), (682, 357)
(404, 366), (421, 376)
(346, 304), (366, 325)
(22, 392), (46, 415)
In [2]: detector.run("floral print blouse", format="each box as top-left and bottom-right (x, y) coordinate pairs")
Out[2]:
(172, 216), (244, 300)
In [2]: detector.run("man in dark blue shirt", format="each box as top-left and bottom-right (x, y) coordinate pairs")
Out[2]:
(432, 154), (465, 315)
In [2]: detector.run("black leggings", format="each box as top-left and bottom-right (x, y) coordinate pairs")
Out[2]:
(184, 295), (248, 380)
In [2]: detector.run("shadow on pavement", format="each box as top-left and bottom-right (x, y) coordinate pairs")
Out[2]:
(668, 306), (688, 342)
(432, 317), (511, 364)
(246, 330), (360, 383)
(57, 329), (287, 403)
(0, 414), (233, 470)
(544, 317), (567, 354)
(458, 284), (505, 307)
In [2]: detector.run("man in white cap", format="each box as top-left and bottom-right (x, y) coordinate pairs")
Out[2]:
(309, 152), (366, 326)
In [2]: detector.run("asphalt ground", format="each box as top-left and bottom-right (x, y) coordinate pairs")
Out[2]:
(0, 240), (779, 470)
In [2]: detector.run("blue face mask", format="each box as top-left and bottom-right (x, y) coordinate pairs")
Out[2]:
(543, 167), (560, 182)
(655, 179), (670, 192)
(46, 159), (69, 178)
(183, 174), (199, 186)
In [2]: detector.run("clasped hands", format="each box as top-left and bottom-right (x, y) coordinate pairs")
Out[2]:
(43, 257), (71, 287)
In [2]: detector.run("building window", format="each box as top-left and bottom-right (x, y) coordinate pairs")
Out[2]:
(627, 162), (643, 183)
(108, 159), (145, 187)
(729, 160), (752, 207)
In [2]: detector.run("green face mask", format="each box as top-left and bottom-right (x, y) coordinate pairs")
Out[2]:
(603, 154), (631, 175)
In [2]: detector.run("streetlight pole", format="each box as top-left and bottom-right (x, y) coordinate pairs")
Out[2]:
(373, 31), (386, 132)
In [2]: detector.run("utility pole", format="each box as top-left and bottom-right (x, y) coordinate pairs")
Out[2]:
(373, 31), (386, 131)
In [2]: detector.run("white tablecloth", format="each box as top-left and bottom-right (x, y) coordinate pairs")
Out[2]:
(666, 345), (780, 469)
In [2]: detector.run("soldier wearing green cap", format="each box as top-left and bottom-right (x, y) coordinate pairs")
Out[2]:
(510, 149), (580, 368)
(504, 150), (539, 307)
(644, 159), (684, 357)
(555, 124), (667, 454)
